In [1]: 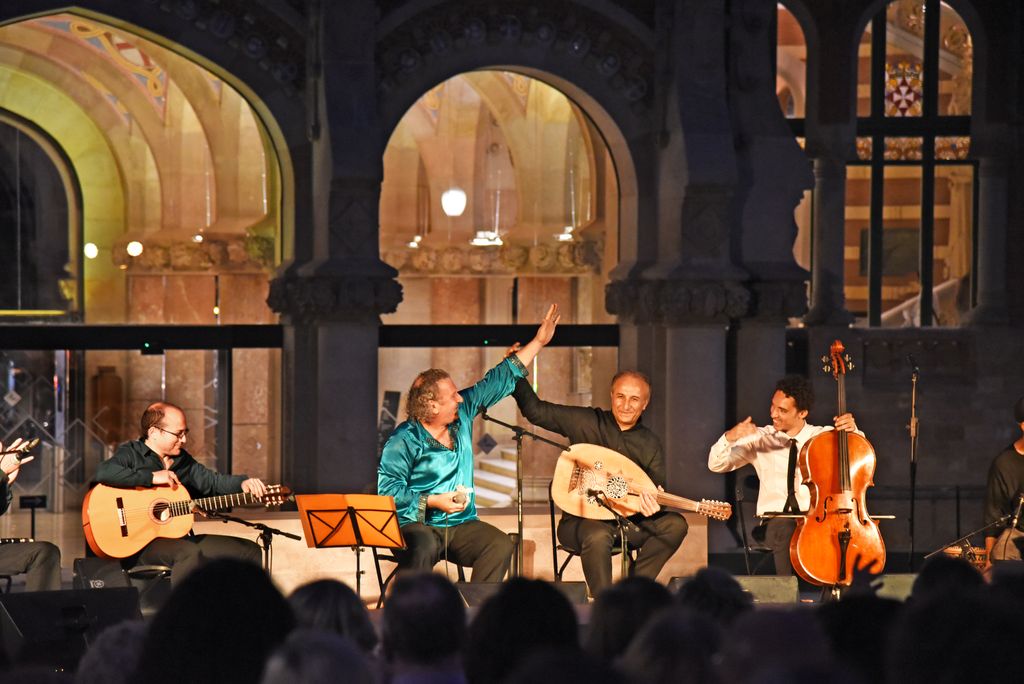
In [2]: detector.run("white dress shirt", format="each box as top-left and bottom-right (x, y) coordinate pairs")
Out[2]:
(708, 422), (833, 516)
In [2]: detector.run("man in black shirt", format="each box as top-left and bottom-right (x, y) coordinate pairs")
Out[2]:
(513, 371), (687, 595)
(984, 397), (1024, 567)
(95, 402), (264, 585)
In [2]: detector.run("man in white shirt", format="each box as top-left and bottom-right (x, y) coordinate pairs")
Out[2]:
(708, 376), (858, 575)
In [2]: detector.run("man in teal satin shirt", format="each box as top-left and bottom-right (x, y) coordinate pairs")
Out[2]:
(378, 304), (560, 582)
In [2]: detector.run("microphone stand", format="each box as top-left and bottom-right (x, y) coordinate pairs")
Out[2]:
(480, 410), (568, 576)
(926, 495), (1024, 567)
(908, 361), (920, 571)
(924, 513), (1010, 562)
(590, 490), (633, 580)
(200, 508), (302, 573)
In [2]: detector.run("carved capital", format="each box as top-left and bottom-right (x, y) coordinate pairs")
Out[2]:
(267, 273), (402, 324)
(377, 1), (654, 113)
(746, 280), (808, 322)
(147, 0), (305, 95)
(607, 278), (749, 325)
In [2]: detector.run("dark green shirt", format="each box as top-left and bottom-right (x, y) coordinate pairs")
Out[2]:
(96, 439), (246, 497)
(511, 378), (666, 487)
(985, 444), (1024, 538)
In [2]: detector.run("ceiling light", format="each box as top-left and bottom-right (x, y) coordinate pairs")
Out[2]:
(441, 187), (467, 217)
(126, 241), (144, 257)
(83, 243), (99, 259)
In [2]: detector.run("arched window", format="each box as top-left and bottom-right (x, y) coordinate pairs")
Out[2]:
(774, 3), (811, 272)
(848, 0), (974, 326)
(379, 71), (621, 506)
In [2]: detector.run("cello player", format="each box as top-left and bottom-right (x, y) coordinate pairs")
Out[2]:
(708, 376), (860, 576)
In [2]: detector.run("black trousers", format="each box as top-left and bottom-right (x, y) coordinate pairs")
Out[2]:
(558, 510), (688, 596)
(135, 534), (262, 588)
(396, 519), (514, 583)
(764, 517), (797, 576)
(0, 541), (61, 591)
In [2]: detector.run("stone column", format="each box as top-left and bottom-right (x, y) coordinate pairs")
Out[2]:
(269, 0), (401, 493)
(965, 155), (1010, 324)
(802, 153), (855, 325)
(608, 279), (748, 500)
(724, 0), (813, 419)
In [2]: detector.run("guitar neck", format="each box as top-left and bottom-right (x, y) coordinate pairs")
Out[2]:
(168, 492), (261, 518)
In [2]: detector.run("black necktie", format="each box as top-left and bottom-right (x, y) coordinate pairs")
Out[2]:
(782, 438), (801, 514)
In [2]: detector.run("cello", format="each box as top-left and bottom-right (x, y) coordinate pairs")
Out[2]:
(790, 339), (886, 587)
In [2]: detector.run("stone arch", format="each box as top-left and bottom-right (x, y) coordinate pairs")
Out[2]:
(0, 0), (308, 263)
(776, 1), (818, 120)
(374, 0), (658, 278)
(0, 107), (84, 309)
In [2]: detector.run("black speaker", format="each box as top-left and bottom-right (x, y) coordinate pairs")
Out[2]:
(551, 581), (588, 605)
(455, 582), (502, 606)
(736, 576), (799, 604)
(455, 581), (589, 607)
(875, 573), (916, 601)
(669, 575), (798, 603)
(73, 557), (131, 590)
(0, 588), (142, 670)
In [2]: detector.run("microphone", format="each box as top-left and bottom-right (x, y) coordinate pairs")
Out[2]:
(452, 484), (473, 505)
(907, 354), (920, 375)
(1010, 493), (1024, 530)
(0, 438), (40, 457)
(586, 488), (604, 499)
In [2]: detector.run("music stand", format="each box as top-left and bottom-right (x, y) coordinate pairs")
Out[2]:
(295, 494), (405, 597)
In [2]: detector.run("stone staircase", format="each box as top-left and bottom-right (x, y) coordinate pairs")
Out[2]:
(473, 446), (517, 507)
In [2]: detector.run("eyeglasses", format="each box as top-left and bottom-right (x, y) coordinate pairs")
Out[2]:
(155, 426), (190, 440)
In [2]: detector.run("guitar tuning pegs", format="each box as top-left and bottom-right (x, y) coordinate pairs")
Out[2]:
(820, 355), (828, 363)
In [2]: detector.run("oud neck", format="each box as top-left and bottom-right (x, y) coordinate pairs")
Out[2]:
(167, 492), (259, 518)
(653, 491), (699, 513)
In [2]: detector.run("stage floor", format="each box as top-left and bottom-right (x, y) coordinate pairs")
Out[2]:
(0, 506), (709, 604)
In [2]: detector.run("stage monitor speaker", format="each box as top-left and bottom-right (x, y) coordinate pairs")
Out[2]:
(669, 575), (799, 604)
(73, 557), (132, 590)
(0, 588), (141, 670)
(875, 573), (916, 601)
(455, 581), (589, 607)
(736, 576), (799, 604)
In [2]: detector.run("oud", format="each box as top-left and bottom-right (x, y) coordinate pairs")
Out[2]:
(551, 443), (731, 521)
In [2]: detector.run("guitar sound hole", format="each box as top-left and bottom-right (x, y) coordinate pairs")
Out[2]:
(152, 502), (170, 523)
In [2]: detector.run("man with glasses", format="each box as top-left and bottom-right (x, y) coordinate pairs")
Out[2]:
(95, 402), (265, 585)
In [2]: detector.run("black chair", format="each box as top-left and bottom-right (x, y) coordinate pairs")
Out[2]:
(737, 475), (774, 574)
(126, 564), (172, 616)
(548, 482), (636, 584)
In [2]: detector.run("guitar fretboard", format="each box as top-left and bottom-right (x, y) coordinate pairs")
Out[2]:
(166, 492), (262, 518)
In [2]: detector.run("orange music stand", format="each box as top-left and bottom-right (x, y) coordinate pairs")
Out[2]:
(295, 494), (405, 598)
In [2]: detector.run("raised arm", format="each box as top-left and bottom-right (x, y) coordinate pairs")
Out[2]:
(512, 304), (561, 368)
(511, 378), (594, 440)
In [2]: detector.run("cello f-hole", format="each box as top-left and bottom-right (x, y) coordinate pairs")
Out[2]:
(816, 495), (832, 523)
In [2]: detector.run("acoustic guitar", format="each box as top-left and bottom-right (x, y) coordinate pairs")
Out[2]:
(551, 443), (732, 521)
(82, 482), (292, 559)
